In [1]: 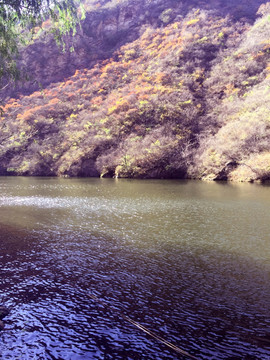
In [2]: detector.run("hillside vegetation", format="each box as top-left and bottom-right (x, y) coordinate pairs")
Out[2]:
(1, 0), (270, 181)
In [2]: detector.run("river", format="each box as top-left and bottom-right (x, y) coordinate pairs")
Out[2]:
(0, 177), (269, 359)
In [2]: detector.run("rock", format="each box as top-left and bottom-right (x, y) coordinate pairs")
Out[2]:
(0, 320), (5, 330)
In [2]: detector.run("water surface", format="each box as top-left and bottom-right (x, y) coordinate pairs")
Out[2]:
(0, 177), (269, 359)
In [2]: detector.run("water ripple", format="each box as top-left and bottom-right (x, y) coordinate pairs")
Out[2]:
(0, 179), (270, 359)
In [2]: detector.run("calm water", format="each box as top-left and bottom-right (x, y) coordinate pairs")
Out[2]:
(0, 177), (269, 360)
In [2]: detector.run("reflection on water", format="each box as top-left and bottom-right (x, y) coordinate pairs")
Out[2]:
(0, 177), (269, 359)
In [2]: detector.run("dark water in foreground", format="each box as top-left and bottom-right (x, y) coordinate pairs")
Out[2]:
(0, 177), (269, 360)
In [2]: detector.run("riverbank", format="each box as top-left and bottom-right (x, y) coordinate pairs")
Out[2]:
(1, 5), (270, 183)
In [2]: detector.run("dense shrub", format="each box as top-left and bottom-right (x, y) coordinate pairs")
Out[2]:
(1, 5), (270, 181)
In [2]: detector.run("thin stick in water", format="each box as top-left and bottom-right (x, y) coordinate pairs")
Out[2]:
(88, 293), (198, 360)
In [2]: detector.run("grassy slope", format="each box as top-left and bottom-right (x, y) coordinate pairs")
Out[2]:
(1, 2), (270, 181)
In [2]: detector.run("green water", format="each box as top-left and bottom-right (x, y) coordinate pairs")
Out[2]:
(0, 177), (269, 359)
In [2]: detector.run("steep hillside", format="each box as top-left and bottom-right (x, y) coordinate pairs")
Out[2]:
(3, 0), (267, 98)
(1, 1), (270, 181)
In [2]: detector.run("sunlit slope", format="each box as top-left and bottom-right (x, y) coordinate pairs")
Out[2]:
(1, 6), (270, 181)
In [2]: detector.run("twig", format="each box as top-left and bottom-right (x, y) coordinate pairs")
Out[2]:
(89, 293), (198, 360)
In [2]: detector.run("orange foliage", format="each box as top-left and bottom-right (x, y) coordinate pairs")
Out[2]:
(65, 80), (74, 86)
(2, 8), (264, 180)
(74, 69), (81, 77)
(42, 19), (51, 29)
(91, 96), (103, 106)
(47, 98), (60, 105)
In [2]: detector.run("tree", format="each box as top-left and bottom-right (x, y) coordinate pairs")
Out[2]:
(0, 0), (83, 90)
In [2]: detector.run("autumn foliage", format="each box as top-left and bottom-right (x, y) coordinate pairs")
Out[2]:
(1, 2), (270, 181)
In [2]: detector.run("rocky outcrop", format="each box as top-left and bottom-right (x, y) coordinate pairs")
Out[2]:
(3, 0), (179, 99)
